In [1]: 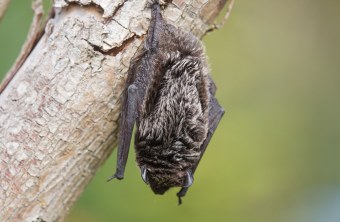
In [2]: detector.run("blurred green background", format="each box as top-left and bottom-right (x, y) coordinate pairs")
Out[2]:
(1, 1), (340, 222)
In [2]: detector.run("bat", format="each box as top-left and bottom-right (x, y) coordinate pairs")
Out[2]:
(108, 0), (225, 205)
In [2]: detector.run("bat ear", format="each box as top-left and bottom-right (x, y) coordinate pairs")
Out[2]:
(141, 166), (149, 184)
(183, 170), (194, 187)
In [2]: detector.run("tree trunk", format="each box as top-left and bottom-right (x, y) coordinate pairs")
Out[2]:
(0, 0), (233, 221)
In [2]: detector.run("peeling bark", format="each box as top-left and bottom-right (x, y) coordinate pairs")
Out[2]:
(0, 0), (233, 221)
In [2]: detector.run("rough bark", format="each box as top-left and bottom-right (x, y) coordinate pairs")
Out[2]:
(0, 0), (233, 221)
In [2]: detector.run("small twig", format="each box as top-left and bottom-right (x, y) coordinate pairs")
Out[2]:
(217, 0), (235, 28)
(206, 0), (235, 33)
(0, 0), (44, 94)
(0, 0), (10, 22)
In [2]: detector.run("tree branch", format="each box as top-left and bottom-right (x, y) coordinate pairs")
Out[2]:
(0, 0), (233, 221)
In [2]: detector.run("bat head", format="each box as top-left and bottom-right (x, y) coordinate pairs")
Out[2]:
(141, 166), (194, 195)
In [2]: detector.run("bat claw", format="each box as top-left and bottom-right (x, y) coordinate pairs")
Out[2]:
(106, 175), (116, 182)
(107, 173), (123, 182)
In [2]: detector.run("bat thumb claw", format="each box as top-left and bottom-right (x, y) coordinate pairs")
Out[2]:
(106, 175), (116, 182)
(177, 196), (183, 205)
(176, 187), (189, 205)
(107, 173), (123, 182)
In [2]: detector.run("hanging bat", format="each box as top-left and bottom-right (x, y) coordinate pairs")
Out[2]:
(108, 1), (225, 205)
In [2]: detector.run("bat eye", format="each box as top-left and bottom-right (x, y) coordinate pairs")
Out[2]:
(183, 170), (194, 188)
(141, 166), (149, 184)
